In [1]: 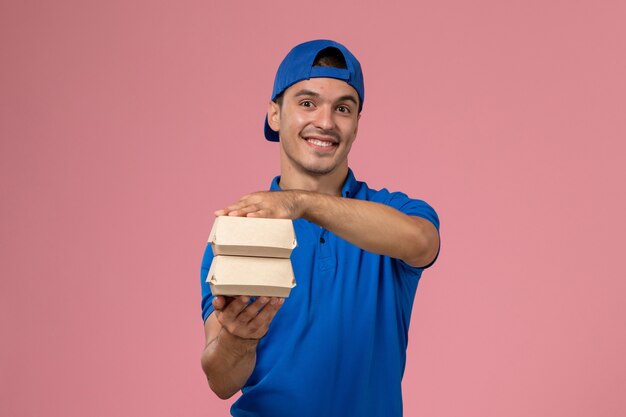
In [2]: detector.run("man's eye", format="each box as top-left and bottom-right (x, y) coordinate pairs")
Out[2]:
(337, 105), (350, 113)
(300, 100), (314, 107)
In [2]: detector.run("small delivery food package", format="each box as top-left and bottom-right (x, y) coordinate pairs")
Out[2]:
(206, 216), (297, 298)
(207, 256), (296, 298)
(208, 216), (297, 258)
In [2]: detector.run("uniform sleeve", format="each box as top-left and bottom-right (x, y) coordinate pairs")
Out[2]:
(385, 191), (441, 271)
(200, 244), (215, 322)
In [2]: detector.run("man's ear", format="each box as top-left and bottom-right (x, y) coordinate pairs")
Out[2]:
(267, 100), (280, 133)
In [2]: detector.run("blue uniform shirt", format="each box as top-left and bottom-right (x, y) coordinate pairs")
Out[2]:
(201, 169), (440, 417)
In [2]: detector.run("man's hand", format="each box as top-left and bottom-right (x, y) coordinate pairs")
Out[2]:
(214, 191), (305, 219)
(201, 295), (285, 399)
(213, 295), (285, 340)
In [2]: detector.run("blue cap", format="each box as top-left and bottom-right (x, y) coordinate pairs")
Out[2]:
(264, 39), (365, 142)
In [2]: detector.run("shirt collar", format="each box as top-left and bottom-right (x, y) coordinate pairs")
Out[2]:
(269, 168), (360, 198)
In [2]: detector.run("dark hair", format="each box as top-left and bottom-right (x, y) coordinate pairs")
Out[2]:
(312, 47), (348, 69)
(275, 47), (347, 106)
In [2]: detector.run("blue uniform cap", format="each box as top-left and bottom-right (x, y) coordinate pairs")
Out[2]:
(264, 39), (365, 142)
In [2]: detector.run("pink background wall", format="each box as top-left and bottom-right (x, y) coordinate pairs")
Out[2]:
(1, 1), (624, 416)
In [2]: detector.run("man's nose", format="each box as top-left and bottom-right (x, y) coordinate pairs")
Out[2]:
(313, 105), (335, 131)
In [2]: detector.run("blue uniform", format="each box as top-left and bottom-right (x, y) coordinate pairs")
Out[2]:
(200, 169), (440, 417)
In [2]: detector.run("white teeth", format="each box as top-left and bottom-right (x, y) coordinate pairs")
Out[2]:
(307, 138), (334, 147)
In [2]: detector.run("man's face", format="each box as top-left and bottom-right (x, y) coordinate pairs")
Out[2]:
(268, 77), (360, 177)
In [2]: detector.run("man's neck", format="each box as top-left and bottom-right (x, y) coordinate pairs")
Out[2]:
(278, 163), (348, 197)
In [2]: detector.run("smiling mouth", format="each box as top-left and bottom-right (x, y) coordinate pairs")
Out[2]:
(306, 138), (336, 147)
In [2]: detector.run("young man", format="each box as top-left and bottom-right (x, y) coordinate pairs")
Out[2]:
(200, 39), (440, 417)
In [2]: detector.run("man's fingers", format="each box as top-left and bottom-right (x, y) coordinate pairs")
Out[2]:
(246, 209), (272, 218)
(214, 197), (251, 217)
(212, 296), (225, 310)
(212, 295), (237, 310)
(216, 296), (250, 324)
(214, 191), (297, 220)
(251, 298), (284, 324)
(215, 295), (285, 340)
(229, 204), (262, 217)
(248, 298), (284, 336)
(235, 296), (270, 324)
(226, 199), (251, 211)
(224, 201), (255, 217)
